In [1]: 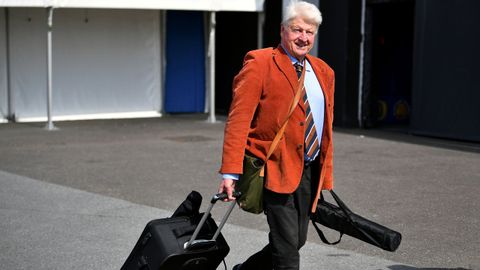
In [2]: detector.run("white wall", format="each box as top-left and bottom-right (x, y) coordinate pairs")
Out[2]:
(8, 8), (162, 121)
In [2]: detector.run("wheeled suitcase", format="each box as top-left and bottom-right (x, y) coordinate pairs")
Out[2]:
(121, 191), (238, 270)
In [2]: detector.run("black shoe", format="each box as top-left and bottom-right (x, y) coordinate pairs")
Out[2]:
(233, 264), (242, 270)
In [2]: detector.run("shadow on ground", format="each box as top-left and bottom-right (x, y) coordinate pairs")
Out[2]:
(335, 127), (480, 153)
(389, 265), (473, 270)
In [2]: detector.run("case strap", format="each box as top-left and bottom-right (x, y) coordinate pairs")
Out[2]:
(259, 62), (306, 176)
(311, 220), (343, 245)
(316, 190), (382, 247)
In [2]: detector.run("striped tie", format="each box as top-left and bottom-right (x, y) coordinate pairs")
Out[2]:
(303, 91), (320, 162)
(294, 62), (320, 163)
(294, 62), (303, 79)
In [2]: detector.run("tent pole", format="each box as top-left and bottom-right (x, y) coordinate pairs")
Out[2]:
(207, 11), (217, 123)
(257, 11), (265, 49)
(45, 6), (57, 130)
(5, 8), (15, 122)
(357, 0), (366, 128)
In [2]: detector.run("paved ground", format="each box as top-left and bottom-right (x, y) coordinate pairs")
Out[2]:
(0, 114), (479, 270)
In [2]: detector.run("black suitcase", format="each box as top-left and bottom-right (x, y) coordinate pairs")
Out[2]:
(121, 191), (238, 270)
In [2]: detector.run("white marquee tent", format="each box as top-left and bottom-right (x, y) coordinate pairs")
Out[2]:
(0, 1), (265, 126)
(0, 1), (264, 11)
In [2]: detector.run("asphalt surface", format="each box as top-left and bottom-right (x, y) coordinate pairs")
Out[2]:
(0, 114), (479, 270)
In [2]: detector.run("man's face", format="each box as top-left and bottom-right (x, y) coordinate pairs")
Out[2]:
(280, 18), (317, 61)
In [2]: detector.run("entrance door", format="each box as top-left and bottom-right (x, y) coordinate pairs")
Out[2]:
(362, 0), (414, 129)
(165, 11), (205, 113)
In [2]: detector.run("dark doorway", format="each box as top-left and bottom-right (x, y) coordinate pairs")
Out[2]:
(215, 0), (282, 115)
(362, 0), (415, 130)
(215, 12), (258, 115)
(263, 0), (282, 48)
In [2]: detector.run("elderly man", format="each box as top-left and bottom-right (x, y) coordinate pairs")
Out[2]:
(218, 1), (335, 269)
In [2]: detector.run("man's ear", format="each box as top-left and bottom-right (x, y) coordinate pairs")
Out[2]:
(280, 25), (285, 39)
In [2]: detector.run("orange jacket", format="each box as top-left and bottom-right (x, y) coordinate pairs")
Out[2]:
(220, 46), (335, 212)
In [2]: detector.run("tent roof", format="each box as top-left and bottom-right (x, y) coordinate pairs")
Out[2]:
(0, 0), (265, 12)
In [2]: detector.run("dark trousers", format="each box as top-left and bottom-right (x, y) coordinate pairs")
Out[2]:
(240, 163), (319, 270)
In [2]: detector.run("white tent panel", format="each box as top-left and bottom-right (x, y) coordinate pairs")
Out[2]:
(0, 0), (265, 12)
(8, 8), (162, 121)
(0, 8), (7, 122)
(8, 8), (47, 119)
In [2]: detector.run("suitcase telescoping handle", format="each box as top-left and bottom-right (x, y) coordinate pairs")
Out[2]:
(184, 192), (241, 250)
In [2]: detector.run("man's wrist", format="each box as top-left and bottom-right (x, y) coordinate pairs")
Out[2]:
(222, 173), (239, 181)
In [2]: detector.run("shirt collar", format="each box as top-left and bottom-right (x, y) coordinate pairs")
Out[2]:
(281, 44), (305, 66)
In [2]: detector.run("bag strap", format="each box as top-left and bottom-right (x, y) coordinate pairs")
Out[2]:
(259, 62), (306, 177)
(327, 190), (383, 247)
(329, 190), (354, 218)
(311, 219), (343, 245)
(310, 190), (343, 245)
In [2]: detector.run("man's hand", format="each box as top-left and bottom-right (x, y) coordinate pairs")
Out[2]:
(218, 178), (236, 201)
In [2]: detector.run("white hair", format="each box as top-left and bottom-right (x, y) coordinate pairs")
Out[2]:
(282, 0), (323, 29)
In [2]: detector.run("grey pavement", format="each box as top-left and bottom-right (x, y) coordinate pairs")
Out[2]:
(0, 169), (411, 270)
(0, 115), (479, 270)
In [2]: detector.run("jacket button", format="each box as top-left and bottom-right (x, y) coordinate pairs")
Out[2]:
(299, 122), (304, 126)
(297, 144), (302, 150)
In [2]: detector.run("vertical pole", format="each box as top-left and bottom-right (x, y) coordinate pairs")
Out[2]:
(257, 11), (265, 49)
(45, 7), (56, 130)
(160, 10), (166, 115)
(357, 0), (366, 128)
(207, 11), (216, 123)
(203, 12), (209, 114)
(5, 8), (14, 122)
(309, 0), (320, 57)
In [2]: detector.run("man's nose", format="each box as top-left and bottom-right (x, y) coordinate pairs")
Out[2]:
(298, 31), (308, 41)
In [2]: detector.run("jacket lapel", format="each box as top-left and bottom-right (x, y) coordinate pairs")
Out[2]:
(272, 46), (299, 95)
